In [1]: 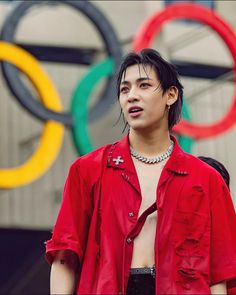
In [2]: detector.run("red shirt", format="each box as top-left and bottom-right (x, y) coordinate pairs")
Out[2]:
(45, 135), (236, 294)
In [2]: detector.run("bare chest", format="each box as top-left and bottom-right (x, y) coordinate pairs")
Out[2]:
(131, 158), (168, 267)
(132, 158), (167, 216)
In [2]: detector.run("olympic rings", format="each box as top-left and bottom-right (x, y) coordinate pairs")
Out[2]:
(0, 0), (122, 125)
(1, 2), (236, 188)
(0, 41), (64, 188)
(133, 3), (236, 139)
(71, 58), (114, 155)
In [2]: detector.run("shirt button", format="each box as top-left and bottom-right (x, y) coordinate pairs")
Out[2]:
(128, 212), (134, 217)
(126, 237), (132, 244)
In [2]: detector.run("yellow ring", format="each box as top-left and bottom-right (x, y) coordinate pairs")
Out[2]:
(0, 41), (64, 188)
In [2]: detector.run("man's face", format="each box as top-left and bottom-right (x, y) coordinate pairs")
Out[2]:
(119, 63), (171, 132)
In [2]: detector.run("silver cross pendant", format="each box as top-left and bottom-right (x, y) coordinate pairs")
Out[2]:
(112, 156), (124, 165)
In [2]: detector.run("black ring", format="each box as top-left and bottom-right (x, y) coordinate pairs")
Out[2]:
(0, 0), (122, 126)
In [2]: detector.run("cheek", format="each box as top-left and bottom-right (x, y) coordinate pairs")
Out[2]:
(152, 97), (166, 111)
(147, 99), (161, 112)
(147, 101), (166, 120)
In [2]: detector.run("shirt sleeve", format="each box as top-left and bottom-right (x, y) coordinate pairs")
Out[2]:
(45, 160), (93, 264)
(210, 173), (236, 286)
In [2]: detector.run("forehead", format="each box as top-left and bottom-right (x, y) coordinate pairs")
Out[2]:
(121, 63), (158, 82)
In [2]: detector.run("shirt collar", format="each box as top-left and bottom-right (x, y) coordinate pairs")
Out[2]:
(107, 134), (134, 172)
(106, 133), (190, 176)
(165, 135), (189, 176)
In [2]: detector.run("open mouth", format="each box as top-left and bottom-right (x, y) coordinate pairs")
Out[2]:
(128, 106), (143, 114)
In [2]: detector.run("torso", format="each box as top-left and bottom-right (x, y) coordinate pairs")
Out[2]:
(130, 157), (168, 268)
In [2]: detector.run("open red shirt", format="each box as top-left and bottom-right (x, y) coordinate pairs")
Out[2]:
(45, 135), (236, 294)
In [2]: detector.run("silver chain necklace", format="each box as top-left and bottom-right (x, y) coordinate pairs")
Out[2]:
(130, 140), (174, 164)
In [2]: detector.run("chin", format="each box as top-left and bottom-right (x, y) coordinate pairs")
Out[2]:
(129, 120), (164, 133)
(129, 123), (150, 131)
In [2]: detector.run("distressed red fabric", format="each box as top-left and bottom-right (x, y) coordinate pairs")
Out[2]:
(45, 135), (236, 294)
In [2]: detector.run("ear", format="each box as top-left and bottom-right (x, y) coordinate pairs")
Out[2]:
(166, 86), (178, 107)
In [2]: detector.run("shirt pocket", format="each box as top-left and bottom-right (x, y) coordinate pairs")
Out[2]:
(171, 210), (210, 258)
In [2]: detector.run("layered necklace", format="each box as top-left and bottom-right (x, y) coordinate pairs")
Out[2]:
(130, 140), (174, 164)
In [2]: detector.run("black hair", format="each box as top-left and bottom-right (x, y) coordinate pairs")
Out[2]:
(198, 156), (230, 188)
(116, 48), (184, 130)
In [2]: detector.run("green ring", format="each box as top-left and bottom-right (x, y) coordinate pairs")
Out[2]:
(178, 97), (194, 153)
(70, 58), (114, 155)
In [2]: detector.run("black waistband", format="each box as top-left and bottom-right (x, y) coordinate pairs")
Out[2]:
(130, 266), (155, 277)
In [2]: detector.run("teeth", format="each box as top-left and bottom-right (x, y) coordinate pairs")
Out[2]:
(131, 108), (141, 113)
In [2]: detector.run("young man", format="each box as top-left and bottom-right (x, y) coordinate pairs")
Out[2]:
(45, 49), (236, 294)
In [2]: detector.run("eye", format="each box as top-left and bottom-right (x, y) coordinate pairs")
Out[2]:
(140, 82), (151, 89)
(120, 86), (129, 94)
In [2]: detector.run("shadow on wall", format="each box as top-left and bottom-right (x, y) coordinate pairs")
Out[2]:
(0, 228), (51, 294)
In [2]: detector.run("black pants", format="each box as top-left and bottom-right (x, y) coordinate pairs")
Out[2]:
(126, 273), (155, 295)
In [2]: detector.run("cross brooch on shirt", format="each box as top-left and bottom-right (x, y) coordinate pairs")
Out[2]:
(112, 156), (124, 165)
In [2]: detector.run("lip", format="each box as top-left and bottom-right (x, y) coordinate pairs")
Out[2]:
(128, 106), (143, 118)
(128, 106), (143, 113)
(129, 112), (142, 118)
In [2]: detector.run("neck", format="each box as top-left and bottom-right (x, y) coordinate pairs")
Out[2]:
(129, 127), (172, 157)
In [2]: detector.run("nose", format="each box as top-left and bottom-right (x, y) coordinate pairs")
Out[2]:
(127, 88), (140, 103)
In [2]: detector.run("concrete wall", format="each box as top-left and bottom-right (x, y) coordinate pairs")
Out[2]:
(0, 0), (236, 229)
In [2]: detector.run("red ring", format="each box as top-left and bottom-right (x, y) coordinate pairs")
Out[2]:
(133, 3), (236, 139)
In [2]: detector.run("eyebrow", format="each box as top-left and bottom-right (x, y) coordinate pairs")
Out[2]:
(120, 77), (153, 86)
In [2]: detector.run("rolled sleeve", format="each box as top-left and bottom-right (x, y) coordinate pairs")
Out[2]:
(210, 174), (236, 285)
(45, 160), (93, 265)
